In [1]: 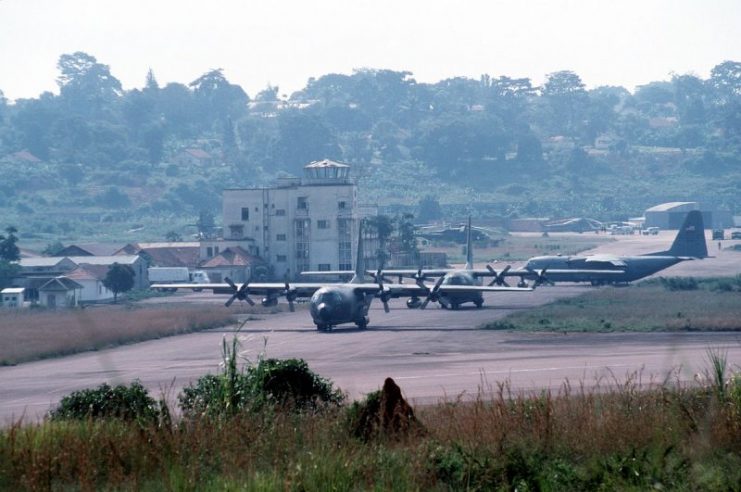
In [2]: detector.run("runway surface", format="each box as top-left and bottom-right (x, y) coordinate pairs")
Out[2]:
(1, 231), (740, 423)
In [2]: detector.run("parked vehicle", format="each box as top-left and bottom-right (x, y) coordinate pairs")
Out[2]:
(642, 227), (660, 235)
(731, 231), (741, 240)
(712, 229), (725, 240)
(148, 267), (210, 291)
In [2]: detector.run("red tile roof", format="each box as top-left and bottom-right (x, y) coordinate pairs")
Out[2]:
(201, 247), (265, 268)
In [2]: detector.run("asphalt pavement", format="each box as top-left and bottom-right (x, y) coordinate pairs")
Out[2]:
(1, 231), (740, 423)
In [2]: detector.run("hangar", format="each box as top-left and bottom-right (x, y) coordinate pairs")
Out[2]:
(644, 202), (712, 229)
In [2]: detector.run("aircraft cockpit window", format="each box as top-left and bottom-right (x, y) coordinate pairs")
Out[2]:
(314, 290), (341, 304)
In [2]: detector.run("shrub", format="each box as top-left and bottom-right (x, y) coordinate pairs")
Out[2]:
(249, 358), (344, 409)
(50, 380), (159, 422)
(659, 276), (698, 291)
(179, 336), (343, 417)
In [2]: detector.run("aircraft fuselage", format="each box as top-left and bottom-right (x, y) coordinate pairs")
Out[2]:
(438, 271), (484, 308)
(309, 285), (373, 331)
(524, 255), (684, 284)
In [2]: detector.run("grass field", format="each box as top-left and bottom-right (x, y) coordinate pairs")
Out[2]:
(426, 233), (613, 264)
(0, 304), (247, 365)
(482, 282), (741, 332)
(1, 364), (739, 490)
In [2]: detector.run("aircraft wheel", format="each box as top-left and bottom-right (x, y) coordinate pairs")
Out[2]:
(451, 302), (460, 310)
(355, 317), (369, 329)
(474, 300), (483, 309)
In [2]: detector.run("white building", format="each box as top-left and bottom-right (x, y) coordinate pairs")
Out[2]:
(222, 160), (372, 279)
(1, 287), (26, 308)
(66, 265), (115, 304)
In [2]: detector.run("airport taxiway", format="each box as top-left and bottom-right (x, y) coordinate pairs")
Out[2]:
(1, 231), (740, 423)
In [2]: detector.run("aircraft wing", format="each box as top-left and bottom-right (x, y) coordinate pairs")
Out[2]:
(151, 282), (329, 296)
(584, 255), (627, 267)
(353, 283), (534, 296)
(300, 270), (356, 277)
(506, 268), (624, 277)
(355, 268), (455, 279)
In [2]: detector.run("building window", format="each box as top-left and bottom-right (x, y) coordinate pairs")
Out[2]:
(241, 207), (249, 221)
(318, 264), (331, 271)
(255, 226), (260, 231)
(294, 219), (311, 273)
(277, 234), (286, 241)
(276, 209), (286, 216)
(338, 218), (352, 269)
(277, 255), (287, 262)
(338, 201), (346, 210)
(317, 220), (329, 229)
(297, 197), (308, 210)
(207, 246), (213, 257)
(229, 224), (244, 238)
(214, 246), (220, 255)
(254, 206), (259, 212)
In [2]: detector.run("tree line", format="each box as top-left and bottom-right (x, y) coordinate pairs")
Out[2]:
(0, 52), (739, 224)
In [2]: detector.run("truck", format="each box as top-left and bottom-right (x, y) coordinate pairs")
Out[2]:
(148, 267), (210, 291)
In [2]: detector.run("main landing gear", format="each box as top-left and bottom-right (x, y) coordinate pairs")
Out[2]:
(354, 316), (369, 329)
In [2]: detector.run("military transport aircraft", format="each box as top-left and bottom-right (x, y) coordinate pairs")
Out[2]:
(303, 216), (549, 309)
(152, 220), (536, 331)
(506, 210), (709, 285)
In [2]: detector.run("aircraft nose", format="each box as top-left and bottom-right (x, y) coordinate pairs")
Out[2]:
(317, 302), (331, 321)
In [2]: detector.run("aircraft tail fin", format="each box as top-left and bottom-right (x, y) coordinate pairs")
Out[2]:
(350, 218), (366, 284)
(464, 216), (473, 270)
(650, 210), (708, 258)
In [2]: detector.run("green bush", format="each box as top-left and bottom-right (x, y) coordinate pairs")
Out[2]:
(50, 380), (159, 422)
(249, 358), (344, 409)
(179, 336), (343, 417)
(659, 276), (698, 291)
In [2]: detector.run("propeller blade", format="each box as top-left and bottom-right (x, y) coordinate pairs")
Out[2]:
(224, 277), (238, 307)
(534, 268), (551, 287)
(376, 276), (391, 313)
(283, 281), (296, 312)
(486, 265), (498, 286)
(241, 285), (255, 306)
(499, 265), (511, 287)
(421, 275), (445, 309)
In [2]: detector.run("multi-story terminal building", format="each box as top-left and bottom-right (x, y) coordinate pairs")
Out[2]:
(221, 160), (373, 279)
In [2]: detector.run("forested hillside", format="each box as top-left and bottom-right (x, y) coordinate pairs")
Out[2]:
(0, 52), (739, 243)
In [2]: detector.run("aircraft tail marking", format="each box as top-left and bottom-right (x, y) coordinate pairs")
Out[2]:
(649, 210), (708, 258)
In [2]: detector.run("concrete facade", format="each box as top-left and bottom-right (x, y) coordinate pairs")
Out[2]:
(222, 160), (365, 279)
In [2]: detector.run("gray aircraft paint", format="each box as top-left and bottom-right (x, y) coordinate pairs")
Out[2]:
(519, 211), (708, 285)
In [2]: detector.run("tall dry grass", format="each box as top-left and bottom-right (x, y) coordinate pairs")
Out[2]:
(0, 305), (238, 365)
(1, 371), (739, 490)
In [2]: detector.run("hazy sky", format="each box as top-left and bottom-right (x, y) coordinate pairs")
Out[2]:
(1, 0), (740, 101)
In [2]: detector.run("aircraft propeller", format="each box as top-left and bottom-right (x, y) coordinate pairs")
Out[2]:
(376, 279), (392, 313)
(533, 268), (551, 287)
(486, 264), (511, 286)
(420, 275), (446, 309)
(224, 277), (255, 307)
(282, 279), (297, 312)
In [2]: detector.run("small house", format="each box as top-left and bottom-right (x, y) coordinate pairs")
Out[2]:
(1, 287), (26, 308)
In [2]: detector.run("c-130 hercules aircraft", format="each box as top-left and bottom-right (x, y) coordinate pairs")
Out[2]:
(152, 220), (536, 331)
(505, 210), (709, 286)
